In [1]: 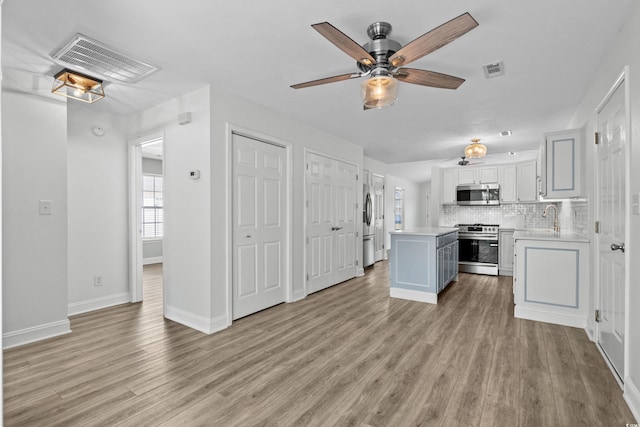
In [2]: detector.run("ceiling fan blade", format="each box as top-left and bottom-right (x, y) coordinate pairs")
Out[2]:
(395, 68), (465, 89)
(311, 22), (377, 66)
(291, 73), (360, 89)
(389, 12), (478, 67)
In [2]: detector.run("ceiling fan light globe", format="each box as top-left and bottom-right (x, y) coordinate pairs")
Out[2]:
(361, 75), (398, 108)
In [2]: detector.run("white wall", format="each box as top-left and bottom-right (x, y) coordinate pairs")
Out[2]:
(1, 2), (5, 411)
(67, 103), (130, 315)
(210, 87), (364, 319)
(2, 69), (70, 347)
(126, 86), (214, 332)
(383, 175), (423, 250)
(142, 158), (162, 175)
(567, 2), (640, 419)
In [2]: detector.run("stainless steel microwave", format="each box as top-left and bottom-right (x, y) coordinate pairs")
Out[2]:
(456, 183), (500, 206)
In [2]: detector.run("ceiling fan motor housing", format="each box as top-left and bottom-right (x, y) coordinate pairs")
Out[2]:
(357, 22), (402, 73)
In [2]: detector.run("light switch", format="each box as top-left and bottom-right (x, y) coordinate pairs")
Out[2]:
(39, 200), (52, 215)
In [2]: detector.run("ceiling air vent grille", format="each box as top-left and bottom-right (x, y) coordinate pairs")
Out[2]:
(483, 61), (505, 79)
(51, 34), (159, 84)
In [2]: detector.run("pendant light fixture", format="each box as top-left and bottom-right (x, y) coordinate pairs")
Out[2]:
(51, 69), (105, 103)
(464, 138), (487, 158)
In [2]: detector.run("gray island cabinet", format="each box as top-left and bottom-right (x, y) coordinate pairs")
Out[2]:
(389, 228), (459, 304)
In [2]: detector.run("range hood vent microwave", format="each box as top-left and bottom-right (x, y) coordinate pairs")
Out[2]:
(456, 183), (500, 206)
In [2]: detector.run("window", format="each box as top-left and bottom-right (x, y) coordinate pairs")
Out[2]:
(394, 187), (404, 230)
(142, 174), (163, 238)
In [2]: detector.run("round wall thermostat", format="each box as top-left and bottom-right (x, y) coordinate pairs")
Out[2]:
(92, 126), (106, 137)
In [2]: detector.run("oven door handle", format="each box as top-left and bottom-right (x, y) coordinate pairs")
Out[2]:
(458, 234), (498, 241)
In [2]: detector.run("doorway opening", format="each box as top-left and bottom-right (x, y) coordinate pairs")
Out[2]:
(129, 135), (164, 308)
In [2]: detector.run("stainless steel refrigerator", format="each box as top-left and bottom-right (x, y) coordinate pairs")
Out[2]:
(363, 183), (375, 267)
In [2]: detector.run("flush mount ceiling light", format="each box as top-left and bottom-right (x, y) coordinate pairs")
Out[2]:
(361, 69), (399, 109)
(52, 69), (105, 103)
(465, 138), (487, 158)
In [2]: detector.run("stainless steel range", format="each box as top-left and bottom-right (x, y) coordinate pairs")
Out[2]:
(457, 224), (499, 276)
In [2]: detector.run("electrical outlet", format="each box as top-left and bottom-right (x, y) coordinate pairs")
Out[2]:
(94, 275), (103, 286)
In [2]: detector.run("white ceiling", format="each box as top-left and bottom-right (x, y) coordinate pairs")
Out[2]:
(3, 0), (633, 182)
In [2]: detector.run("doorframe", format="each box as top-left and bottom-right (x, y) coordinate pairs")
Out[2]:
(225, 123), (293, 327)
(128, 132), (165, 303)
(593, 66), (631, 386)
(303, 148), (361, 291)
(372, 173), (386, 261)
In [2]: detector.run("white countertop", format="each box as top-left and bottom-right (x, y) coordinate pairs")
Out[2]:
(389, 227), (458, 237)
(513, 229), (589, 243)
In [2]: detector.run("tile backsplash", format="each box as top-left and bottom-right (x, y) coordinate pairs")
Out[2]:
(439, 199), (589, 234)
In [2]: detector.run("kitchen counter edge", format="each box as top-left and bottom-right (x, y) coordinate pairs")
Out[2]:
(513, 229), (589, 243)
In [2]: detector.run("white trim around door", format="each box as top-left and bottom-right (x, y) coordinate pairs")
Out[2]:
(225, 123), (293, 327)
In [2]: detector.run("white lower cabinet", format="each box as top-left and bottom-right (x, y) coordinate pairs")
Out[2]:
(498, 229), (514, 276)
(513, 236), (589, 328)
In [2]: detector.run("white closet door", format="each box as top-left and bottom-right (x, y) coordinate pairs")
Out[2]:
(232, 134), (286, 319)
(306, 152), (357, 293)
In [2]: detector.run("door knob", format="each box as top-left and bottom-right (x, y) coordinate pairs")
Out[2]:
(610, 243), (625, 252)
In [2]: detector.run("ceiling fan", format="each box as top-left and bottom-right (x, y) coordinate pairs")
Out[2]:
(291, 12), (479, 109)
(457, 156), (483, 166)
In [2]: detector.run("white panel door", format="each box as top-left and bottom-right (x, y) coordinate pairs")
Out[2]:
(307, 153), (357, 293)
(334, 160), (357, 283)
(307, 153), (334, 292)
(232, 134), (286, 320)
(373, 174), (385, 261)
(596, 75), (627, 379)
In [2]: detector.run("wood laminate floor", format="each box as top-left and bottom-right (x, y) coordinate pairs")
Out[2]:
(4, 262), (636, 426)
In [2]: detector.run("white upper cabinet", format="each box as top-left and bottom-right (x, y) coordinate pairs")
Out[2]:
(540, 129), (582, 198)
(457, 168), (476, 185)
(441, 162), (535, 205)
(442, 169), (457, 204)
(458, 166), (498, 185)
(477, 166), (499, 184)
(499, 164), (517, 203)
(517, 160), (538, 202)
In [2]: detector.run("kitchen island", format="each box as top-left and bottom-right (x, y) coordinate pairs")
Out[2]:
(389, 227), (459, 304)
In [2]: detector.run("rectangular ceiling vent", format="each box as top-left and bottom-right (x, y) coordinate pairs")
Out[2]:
(51, 34), (159, 84)
(483, 61), (505, 79)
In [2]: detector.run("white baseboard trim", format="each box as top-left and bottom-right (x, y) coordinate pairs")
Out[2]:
(3, 319), (71, 349)
(514, 306), (586, 328)
(68, 292), (131, 316)
(164, 304), (228, 335)
(356, 267), (365, 277)
(290, 290), (306, 302)
(390, 288), (437, 304)
(143, 256), (163, 265)
(625, 376), (640, 423)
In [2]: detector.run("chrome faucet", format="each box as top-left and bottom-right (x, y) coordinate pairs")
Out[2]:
(542, 204), (560, 233)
